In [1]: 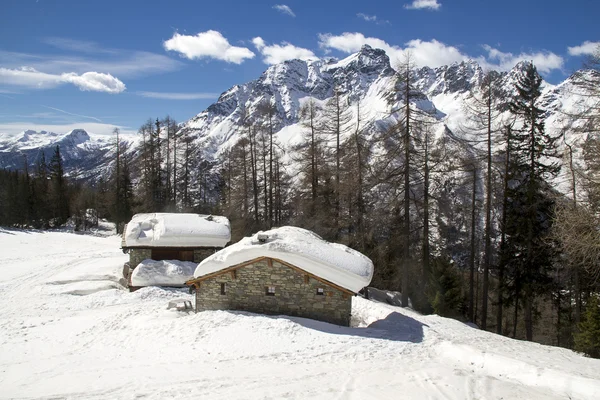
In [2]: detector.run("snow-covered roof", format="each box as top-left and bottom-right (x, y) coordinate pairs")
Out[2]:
(193, 226), (374, 293)
(123, 213), (231, 248)
(130, 259), (196, 287)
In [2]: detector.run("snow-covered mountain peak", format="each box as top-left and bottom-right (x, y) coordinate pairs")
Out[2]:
(14, 129), (58, 143)
(62, 129), (91, 145)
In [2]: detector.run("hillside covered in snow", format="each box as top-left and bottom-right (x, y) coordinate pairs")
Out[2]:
(0, 228), (599, 399)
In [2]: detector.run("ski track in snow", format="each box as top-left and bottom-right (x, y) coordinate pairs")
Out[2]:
(0, 230), (599, 399)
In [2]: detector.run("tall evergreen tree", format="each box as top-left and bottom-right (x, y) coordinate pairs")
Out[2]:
(574, 296), (600, 358)
(505, 63), (560, 340)
(49, 145), (70, 226)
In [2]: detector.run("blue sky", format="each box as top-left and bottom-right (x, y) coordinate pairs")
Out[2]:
(0, 0), (597, 136)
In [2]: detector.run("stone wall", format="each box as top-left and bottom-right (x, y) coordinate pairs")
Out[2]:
(193, 248), (217, 263)
(129, 248), (152, 268)
(128, 247), (216, 267)
(194, 259), (352, 326)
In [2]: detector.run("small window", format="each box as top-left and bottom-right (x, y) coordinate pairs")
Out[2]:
(220, 283), (227, 295)
(266, 286), (275, 296)
(316, 288), (325, 296)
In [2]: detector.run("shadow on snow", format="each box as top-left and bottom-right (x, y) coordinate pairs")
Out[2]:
(222, 309), (427, 343)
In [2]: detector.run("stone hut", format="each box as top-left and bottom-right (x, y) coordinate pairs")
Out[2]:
(185, 226), (374, 326)
(121, 213), (231, 288)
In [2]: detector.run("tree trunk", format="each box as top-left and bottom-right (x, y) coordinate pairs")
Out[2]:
(525, 289), (533, 341)
(513, 285), (519, 338)
(482, 90), (492, 330)
(422, 129), (430, 285)
(469, 167), (477, 323)
(248, 126), (259, 223)
(497, 125), (512, 334)
(268, 111), (274, 228)
(401, 65), (411, 308)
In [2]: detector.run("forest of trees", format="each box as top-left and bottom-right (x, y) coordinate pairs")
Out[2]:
(1, 52), (600, 357)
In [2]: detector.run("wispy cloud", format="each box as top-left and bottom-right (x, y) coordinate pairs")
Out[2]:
(163, 31), (255, 64)
(357, 13), (390, 25)
(0, 89), (17, 99)
(404, 0), (441, 11)
(0, 43), (182, 79)
(568, 41), (600, 56)
(137, 91), (219, 100)
(41, 105), (102, 122)
(43, 37), (119, 55)
(252, 37), (317, 64)
(273, 4), (296, 17)
(0, 67), (126, 93)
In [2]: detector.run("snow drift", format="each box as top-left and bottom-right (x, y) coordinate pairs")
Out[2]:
(130, 259), (196, 287)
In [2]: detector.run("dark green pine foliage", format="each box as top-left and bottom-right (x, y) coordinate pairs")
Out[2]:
(49, 145), (70, 226)
(505, 63), (560, 340)
(35, 152), (52, 227)
(112, 152), (134, 234)
(428, 257), (465, 319)
(574, 296), (600, 358)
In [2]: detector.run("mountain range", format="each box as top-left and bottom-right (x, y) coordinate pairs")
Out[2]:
(0, 45), (592, 188)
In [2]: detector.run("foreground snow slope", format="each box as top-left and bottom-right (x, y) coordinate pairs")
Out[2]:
(0, 229), (599, 399)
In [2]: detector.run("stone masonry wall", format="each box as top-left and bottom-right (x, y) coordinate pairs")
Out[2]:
(194, 259), (353, 326)
(129, 249), (152, 268)
(193, 248), (217, 263)
(128, 247), (216, 267)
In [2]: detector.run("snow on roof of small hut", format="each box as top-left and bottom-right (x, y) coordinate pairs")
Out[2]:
(193, 226), (374, 293)
(124, 213), (231, 248)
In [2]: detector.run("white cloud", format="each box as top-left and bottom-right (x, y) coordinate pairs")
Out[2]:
(252, 37), (317, 65)
(319, 33), (392, 55)
(137, 91), (219, 100)
(0, 67), (63, 89)
(405, 39), (466, 67)
(318, 32), (465, 68)
(357, 13), (390, 25)
(0, 67), (126, 93)
(273, 4), (295, 17)
(568, 41), (600, 56)
(163, 31), (255, 64)
(481, 45), (564, 74)
(318, 32), (564, 74)
(0, 122), (136, 137)
(404, 0), (441, 10)
(61, 71), (126, 93)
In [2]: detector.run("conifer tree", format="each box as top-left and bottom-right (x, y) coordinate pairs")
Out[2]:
(49, 145), (70, 226)
(574, 296), (600, 358)
(505, 63), (560, 340)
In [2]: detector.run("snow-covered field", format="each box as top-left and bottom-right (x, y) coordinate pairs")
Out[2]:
(1, 228), (599, 399)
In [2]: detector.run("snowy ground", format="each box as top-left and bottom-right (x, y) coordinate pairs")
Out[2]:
(1, 228), (599, 399)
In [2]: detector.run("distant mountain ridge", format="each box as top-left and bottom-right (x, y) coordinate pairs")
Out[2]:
(0, 45), (593, 184)
(0, 128), (133, 180)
